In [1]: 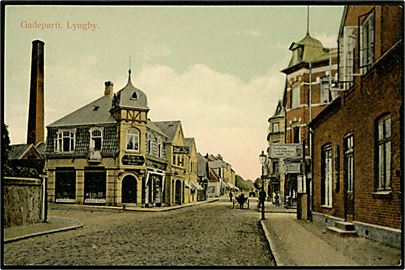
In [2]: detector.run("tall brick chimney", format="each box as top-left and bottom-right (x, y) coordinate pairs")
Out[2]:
(27, 40), (45, 145)
(104, 81), (114, 96)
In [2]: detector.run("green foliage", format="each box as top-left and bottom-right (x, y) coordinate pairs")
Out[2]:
(235, 174), (255, 191)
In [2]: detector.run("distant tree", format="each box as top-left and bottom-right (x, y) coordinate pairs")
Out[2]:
(235, 174), (255, 191)
(254, 177), (262, 190)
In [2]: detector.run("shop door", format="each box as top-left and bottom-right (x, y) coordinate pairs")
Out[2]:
(344, 136), (354, 221)
(122, 175), (137, 203)
(175, 180), (182, 205)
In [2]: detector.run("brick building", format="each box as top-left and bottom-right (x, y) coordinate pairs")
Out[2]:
(266, 100), (285, 203)
(309, 5), (402, 247)
(281, 31), (338, 217)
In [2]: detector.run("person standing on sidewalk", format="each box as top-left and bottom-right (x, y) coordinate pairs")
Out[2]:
(229, 191), (233, 202)
(258, 190), (266, 209)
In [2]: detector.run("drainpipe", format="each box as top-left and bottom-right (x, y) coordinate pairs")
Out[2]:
(41, 173), (48, 223)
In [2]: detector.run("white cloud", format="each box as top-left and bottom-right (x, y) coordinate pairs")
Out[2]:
(232, 30), (262, 37)
(313, 32), (338, 48)
(136, 63), (283, 179)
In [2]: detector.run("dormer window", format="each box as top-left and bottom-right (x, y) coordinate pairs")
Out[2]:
(55, 129), (76, 153)
(131, 91), (138, 100)
(89, 127), (103, 151)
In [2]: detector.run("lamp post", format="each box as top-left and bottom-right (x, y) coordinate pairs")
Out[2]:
(259, 150), (267, 220)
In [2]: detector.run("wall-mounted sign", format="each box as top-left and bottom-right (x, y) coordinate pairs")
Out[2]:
(270, 143), (303, 159)
(122, 155), (145, 166)
(173, 146), (189, 154)
(285, 161), (302, 174)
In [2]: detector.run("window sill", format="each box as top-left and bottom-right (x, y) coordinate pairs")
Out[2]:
(372, 191), (392, 199)
(321, 205), (332, 209)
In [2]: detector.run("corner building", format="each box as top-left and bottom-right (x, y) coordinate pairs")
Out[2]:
(45, 71), (172, 206)
(281, 32), (338, 218)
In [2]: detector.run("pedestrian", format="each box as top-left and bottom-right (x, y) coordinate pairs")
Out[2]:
(229, 191), (233, 202)
(258, 190), (266, 209)
(275, 192), (280, 206)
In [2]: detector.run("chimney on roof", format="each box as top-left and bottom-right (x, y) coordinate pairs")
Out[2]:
(27, 40), (45, 145)
(104, 81), (114, 96)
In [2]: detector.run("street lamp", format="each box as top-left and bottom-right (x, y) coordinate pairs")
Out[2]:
(259, 150), (267, 220)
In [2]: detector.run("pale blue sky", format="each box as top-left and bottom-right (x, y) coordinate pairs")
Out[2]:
(5, 5), (344, 179)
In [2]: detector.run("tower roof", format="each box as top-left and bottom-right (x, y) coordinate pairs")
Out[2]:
(111, 70), (149, 111)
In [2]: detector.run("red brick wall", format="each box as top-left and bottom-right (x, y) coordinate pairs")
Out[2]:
(312, 41), (402, 229)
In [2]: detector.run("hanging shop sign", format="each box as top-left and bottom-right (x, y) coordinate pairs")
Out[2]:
(270, 143), (303, 159)
(173, 146), (189, 154)
(122, 155), (145, 165)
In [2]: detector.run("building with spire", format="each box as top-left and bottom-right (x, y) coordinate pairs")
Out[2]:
(280, 20), (338, 218)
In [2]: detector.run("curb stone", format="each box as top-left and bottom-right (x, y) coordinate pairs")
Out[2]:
(259, 219), (281, 267)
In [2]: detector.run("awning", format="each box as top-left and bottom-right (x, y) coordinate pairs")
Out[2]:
(221, 181), (231, 188)
(191, 182), (204, 191)
(184, 182), (193, 189)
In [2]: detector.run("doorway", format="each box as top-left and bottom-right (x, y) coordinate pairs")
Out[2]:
(122, 175), (137, 203)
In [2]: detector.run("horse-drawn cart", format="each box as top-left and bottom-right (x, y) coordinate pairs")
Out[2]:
(232, 195), (249, 209)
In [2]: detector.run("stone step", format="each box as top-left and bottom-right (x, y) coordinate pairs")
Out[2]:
(326, 226), (358, 237)
(335, 221), (355, 231)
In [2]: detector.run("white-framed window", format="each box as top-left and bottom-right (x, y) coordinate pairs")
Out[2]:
(321, 144), (333, 207)
(126, 128), (139, 151)
(360, 11), (375, 75)
(89, 127), (103, 151)
(339, 26), (357, 90)
(272, 122), (279, 133)
(320, 77), (331, 104)
(55, 129), (76, 153)
(376, 115), (391, 191)
(344, 135), (354, 192)
(291, 83), (300, 109)
(157, 138), (163, 158)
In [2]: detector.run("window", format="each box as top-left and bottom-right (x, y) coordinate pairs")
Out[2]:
(377, 115), (391, 191)
(126, 128), (139, 151)
(292, 123), (300, 143)
(321, 144), (333, 207)
(147, 134), (152, 154)
(55, 130), (75, 152)
(272, 123), (279, 133)
(272, 161), (279, 175)
(360, 12), (375, 74)
(89, 128), (103, 151)
(291, 83), (300, 109)
(157, 138), (163, 158)
(339, 26), (357, 90)
(344, 136), (354, 192)
(131, 91), (138, 99)
(55, 168), (76, 200)
(84, 168), (106, 203)
(320, 77), (332, 104)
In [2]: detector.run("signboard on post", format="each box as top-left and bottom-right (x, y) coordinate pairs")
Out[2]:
(269, 143), (303, 159)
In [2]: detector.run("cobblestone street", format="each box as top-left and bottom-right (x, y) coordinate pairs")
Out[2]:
(4, 201), (274, 266)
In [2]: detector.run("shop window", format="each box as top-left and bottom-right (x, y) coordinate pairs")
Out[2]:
(84, 168), (106, 203)
(55, 129), (75, 153)
(55, 168), (76, 200)
(376, 115), (391, 191)
(321, 144), (333, 207)
(126, 128), (139, 151)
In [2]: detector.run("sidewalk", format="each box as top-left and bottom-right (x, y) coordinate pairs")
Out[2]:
(3, 198), (218, 243)
(260, 212), (402, 267)
(4, 216), (83, 243)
